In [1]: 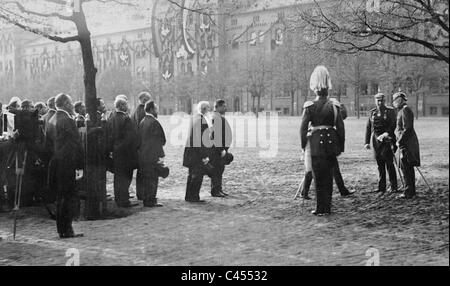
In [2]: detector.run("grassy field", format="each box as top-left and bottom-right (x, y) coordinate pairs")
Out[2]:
(0, 116), (448, 265)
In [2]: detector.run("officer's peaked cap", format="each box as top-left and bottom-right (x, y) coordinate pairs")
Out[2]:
(393, 92), (407, 101)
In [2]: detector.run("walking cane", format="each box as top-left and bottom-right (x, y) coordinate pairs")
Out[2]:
(13, 149), (27, 240)
(293, 177), (305, 201)
(416, 167), (433, 193)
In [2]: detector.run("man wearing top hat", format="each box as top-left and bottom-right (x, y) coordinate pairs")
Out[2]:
(393, 92), (420, 199)
(365, 93), (398, 194)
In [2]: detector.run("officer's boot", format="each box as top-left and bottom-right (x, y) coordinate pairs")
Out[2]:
(301, 171), (313, 200)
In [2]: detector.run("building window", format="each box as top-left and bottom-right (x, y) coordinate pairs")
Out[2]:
(442, 107), (449, 116)
(441, 76), (449, 94)
(283, 108), (289, 115)
(253, 16), (260, 23)
(430, 106), (438, 116)
(371, 82), (379, 95)
(278, 11), (285, 20)
(231, 18), (238, 26)
(360, 82), (368, 95)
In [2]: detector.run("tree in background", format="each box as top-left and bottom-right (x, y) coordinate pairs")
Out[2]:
(296, 0), (449, 63)
(0, 0), (139, 219)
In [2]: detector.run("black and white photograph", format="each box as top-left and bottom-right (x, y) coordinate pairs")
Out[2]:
(0, 0), (448, 269)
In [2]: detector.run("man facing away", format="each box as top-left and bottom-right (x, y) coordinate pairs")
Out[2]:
(365, 93), (398, 195)
(183, 101), (213, 203)
(300, 66), (345, 216)
(132, 92), (152, 129)
(107, 97), (138, 208)
(46, 93), (84, 238)
(137, 101), (166, 207)
(209, 99), (233, 198)
(393, 92), (421, 199)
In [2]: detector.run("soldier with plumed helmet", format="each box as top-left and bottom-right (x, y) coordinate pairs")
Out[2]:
(300, 66), (345, 216)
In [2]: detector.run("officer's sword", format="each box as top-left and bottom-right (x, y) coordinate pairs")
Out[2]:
(416, 167), (433, 193)
(293, 177), (305, 201)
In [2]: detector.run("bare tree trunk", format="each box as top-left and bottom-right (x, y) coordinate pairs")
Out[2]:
(290, 90), (295, 116)
(74, 9), (102, 220)
(257, 95), (261, 118)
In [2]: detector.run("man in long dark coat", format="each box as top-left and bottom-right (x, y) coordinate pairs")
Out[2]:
(209, 99), (232, 197)
(393, 92), (421, 199)
(137, 101), (166, 207)
(365, 93), (398, 194)
(107, 97), (138, 208)
(183, 101), (212, 203)
(131, 92), (152, 130)
(300, 66), (345, 216)
(46, 93), (84, 238)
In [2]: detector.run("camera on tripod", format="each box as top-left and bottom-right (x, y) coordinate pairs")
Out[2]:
(7, 109), (40, 143)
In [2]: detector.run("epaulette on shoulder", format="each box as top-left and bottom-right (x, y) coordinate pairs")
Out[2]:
(329, 98), (341, 107)
(303, 101), (314, 108)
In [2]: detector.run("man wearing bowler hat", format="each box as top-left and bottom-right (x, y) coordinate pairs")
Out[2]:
(365, 93), (398, 195)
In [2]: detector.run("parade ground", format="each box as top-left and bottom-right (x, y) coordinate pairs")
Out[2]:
(0, 116), (448, 266)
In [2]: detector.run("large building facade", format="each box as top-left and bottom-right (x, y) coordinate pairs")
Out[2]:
(0, 0), (448, 116)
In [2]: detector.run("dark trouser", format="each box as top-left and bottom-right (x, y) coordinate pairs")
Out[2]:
(401, 152), (416, 197)
(113, 166), (133, 207)
(301, 159), (348, 197)
(210, 164), (225, 195)
(376, 154), (398, 192)
(311, 155), (335, 214)
(332, 159), (350, 195)
(0, 185), (5, 211)
(54, 161), (78, 236)
(185, 166), (207, 201)
(300, 171), (313, 197)
(136, 164), (159, 205)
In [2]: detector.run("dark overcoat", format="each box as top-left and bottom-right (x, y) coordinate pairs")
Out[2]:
(107, 111), (138, 170)
(396, 105), (421, 166)
(138, 115), (166, 168)
(183, 113), (211, 168)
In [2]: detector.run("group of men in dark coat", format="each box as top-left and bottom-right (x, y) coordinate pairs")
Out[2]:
(183, 100), (233, 203)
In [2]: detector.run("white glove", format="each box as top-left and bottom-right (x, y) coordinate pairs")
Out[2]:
(202, 157), (210, 165)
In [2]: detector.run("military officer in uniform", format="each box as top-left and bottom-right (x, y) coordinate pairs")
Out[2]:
(393, 92), (420, 199)
(300, 66), (345, 216)
(364, 93), (398, 194)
